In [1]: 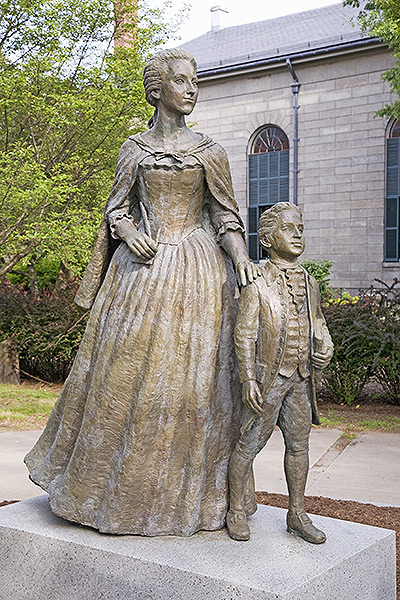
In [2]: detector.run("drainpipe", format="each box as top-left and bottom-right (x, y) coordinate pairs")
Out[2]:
(286, 58), (300, 206)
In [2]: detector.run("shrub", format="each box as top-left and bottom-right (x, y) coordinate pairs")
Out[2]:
(367, 279), (400, 405)
(301, 259), (334, 302)
(0, 280), (88, 382)
(323, 295), (378, 405)
(322, 279), (400, 405)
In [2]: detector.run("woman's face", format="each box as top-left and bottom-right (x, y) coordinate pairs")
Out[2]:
(156, 58), (199, 116)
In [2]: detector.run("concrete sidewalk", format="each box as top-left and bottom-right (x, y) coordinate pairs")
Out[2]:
(1, 428), (400, 506)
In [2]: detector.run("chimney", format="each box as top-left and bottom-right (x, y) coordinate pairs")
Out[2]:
(114, 0), (138, 49)
(210, 5), (228, 32)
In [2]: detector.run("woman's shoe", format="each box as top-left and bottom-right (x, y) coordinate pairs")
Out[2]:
(226, 509), (250, 541)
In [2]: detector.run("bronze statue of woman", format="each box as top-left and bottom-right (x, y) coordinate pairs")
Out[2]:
(25, 48), (259, 536)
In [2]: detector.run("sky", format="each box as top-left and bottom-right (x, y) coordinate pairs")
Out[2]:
(171, 0), (341, 44)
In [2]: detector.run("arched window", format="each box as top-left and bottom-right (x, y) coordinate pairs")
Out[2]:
(248, 125), (290, 261)
(386, 119), (400, 261)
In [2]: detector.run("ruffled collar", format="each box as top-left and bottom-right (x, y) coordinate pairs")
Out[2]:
(270, 259), (303, 273)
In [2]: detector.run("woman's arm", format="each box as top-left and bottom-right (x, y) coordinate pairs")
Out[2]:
(200, 142), (261, 286)
(105, 139), (158, 260)
(220, 229), (261, 287)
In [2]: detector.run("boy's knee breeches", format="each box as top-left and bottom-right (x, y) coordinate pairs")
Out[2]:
(236, 371), (312, 460)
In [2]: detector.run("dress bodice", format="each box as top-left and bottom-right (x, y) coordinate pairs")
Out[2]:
(135, 155), (205, 244)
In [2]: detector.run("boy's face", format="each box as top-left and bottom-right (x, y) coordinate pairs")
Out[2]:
(263, 209), (305, 261)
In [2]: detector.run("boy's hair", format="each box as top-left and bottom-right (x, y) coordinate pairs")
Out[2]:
(258, 202), (302, 240)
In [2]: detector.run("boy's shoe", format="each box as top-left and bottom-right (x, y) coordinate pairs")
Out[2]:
(287, 511), (326, 544)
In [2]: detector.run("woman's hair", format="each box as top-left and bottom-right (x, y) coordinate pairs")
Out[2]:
(258, 202), (301, 240)
(143, 48), (197, 127)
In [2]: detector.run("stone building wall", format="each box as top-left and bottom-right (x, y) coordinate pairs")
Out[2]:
(190, 46), (399, 292)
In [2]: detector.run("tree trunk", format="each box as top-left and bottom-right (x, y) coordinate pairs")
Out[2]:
(0, 339), (20, 385)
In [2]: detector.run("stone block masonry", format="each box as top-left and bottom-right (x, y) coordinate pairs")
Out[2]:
(191, 46), (400, 290)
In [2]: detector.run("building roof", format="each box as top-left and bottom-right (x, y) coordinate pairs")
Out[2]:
(180, 3), (375, 75)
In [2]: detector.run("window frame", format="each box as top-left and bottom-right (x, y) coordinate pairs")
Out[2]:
(248, 125), (290, 262)
(385, 121), (400, 262)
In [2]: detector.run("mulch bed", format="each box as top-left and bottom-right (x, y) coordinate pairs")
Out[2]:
(256, 492), (399, 596)
(1, 496), (398, 595)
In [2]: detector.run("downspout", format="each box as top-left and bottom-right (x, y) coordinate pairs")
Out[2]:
(286, 58), (300, 206)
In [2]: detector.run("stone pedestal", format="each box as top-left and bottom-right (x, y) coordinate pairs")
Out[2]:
(0, 495), (396, 599)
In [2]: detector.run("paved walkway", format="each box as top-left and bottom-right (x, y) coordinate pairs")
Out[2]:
(1, 428), (400, 506)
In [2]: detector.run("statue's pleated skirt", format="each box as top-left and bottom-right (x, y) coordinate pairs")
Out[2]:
(25, 229), (242, 536)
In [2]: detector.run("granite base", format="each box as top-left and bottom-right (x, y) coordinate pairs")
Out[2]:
(0, 495), (396, 599)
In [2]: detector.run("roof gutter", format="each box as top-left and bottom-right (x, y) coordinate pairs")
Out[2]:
(197, 37), (383, 80)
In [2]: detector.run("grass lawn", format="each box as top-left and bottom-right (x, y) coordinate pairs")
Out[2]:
(0, 382), (59, 431)
(318, 406), (400, 433)
(1, 381), (400, 433)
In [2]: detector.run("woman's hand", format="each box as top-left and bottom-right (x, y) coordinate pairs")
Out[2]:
(114, 218), (158, 260)
(220, 230), (262, 286)
(235, 259), (262, 287)
(126, 231), (158, 260)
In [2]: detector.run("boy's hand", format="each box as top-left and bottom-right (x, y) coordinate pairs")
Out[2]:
(242, 379), (263, 414)
(312, 347), (333, 370)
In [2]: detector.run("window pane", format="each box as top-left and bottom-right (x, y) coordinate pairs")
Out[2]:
(270, 178), (279, 203)
(259, 178), (269, 203)
(280, 176), (289, 202)
(385, 229), (398, 261)
(259, 153), (269, 178)
(387, 139), (399, 168)
(387, 168), (399, 197)
(248, 235), (258, 260)
(386, 198), (398, 228)
(249, 180), (258, 206)
(249, 207), (258, 233)
(390, 119), (400, 138)
(280, 150), (289, 175)
(269, 153), (279, 177)
(252, 126), (289, 153)
(249, 155), (258, 179)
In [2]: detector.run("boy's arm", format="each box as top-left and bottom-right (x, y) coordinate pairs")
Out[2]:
(234, 282), (263, 414)
(309, 277), (334, 370)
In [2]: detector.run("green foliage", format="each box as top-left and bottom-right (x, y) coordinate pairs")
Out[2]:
(367, 279), (400, 404)
(0, 0), (185, 279)
(323, 297), (377, 405)
(323, 279), (400, 405)
(0, 280), (89, 382)
(7, 257), (61, 289)
(301, 258), (334, 302)
(343, 0), (400, 119)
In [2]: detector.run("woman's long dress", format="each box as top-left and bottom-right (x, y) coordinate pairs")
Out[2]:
(25, 135), (246, 536)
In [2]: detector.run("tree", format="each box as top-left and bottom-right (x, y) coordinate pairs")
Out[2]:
(0, 0), (184, 281)
(344, 0), (400, 119)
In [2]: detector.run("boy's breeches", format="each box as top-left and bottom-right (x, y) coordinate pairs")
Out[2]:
(236, 370), (312, 460)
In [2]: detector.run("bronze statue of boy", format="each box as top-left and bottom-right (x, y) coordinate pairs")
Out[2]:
(227, 202), (333, 543)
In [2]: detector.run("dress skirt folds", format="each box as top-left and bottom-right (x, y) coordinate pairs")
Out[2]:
(24, 134), (247, 536)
